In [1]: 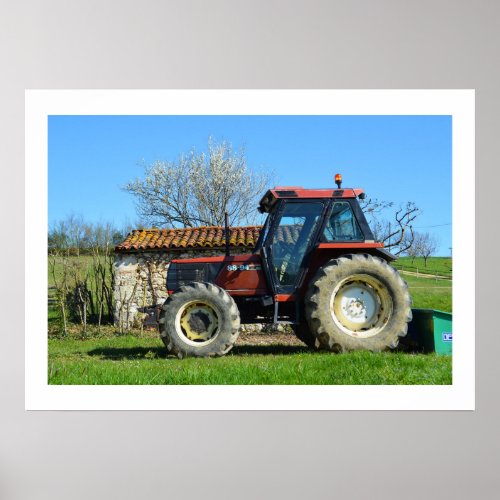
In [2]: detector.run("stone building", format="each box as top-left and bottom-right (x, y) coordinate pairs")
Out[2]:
(113, 226), (262, 328)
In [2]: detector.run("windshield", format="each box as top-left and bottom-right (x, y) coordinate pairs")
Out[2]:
(254, 212), (272, 253)
(323, 201), (363, 241)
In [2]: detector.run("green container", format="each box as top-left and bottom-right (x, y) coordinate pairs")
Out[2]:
(406, 309), (452, 355)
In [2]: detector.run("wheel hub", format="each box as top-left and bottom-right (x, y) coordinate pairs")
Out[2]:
(186, 310), (211, 334)
(340, 284), (378, 326)
(345, 298), (367, 319)
(330, 274), (393, 338)
(179, 302), (219, 342)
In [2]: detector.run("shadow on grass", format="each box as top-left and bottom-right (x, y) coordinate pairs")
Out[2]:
(89, 347), (167, 360)
(231, 345), (308, 355)
(88, 344), (309, 360)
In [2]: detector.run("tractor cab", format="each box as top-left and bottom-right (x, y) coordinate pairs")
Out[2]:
(253, 179), (391, 299)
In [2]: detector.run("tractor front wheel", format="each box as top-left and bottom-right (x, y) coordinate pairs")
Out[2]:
(159, 282), (240, 358)
(305, 254), (412, 352)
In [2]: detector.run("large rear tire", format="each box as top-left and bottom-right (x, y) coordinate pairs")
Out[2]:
(305, 254), (412, 352)
(159, 282), (240, 358)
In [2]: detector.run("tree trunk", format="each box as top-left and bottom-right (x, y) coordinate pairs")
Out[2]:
(60, 297), (67, 336)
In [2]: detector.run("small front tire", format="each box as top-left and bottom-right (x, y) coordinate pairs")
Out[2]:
(159, 282), (240, 358)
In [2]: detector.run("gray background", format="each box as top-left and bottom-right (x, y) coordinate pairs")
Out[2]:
(0, 1), (496, 499)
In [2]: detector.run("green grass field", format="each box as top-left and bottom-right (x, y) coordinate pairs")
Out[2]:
(405, 274), (452, 312)
(48, 253), (114, 326)
(392, 256), (452, 278)
(48, 255), (453, 385)
(48, 334), (452, 385)
(48, 254), (100, 284)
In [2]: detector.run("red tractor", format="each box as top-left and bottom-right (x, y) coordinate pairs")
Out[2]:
(159, 175), (412, 357)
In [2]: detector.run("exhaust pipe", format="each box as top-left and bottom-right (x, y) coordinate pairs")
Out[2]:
(225, 212), (230, 257)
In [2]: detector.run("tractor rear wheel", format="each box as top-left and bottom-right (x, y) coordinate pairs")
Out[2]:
(305, 254), (412, 352)
(159, 282), (240, 358)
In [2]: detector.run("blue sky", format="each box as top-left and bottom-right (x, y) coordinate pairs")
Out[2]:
(48, 115), (452, 255)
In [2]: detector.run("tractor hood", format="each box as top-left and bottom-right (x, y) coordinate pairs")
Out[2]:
(167, 253), (269, 296)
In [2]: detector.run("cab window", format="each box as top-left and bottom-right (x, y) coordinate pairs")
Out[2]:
(323, 202), (363, 241)
(270, 202), (324, 287)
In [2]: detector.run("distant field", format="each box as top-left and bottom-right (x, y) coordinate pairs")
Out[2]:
(48, 254), (113, 325)
(405, 274), (452, 312)
(392, 256), (452, 312)
(393, 256), (452, 278)
(48, 254), (111, 287)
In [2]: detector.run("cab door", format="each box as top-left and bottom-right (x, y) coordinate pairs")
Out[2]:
(264, 201), (325, 294)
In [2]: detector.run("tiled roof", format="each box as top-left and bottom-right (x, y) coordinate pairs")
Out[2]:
(115, 226), (263, 252)
(276, 225), (301, 245)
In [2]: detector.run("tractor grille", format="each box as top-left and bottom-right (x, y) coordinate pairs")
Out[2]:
(167, 262), (223, 291)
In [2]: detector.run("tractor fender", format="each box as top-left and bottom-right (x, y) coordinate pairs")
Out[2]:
(372, 247), (397, 262)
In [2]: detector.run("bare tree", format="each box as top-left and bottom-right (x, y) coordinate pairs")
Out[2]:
(88, 224), (115, 329)
(49, 214), (91, 255)
(419, 232), (438, 266)
(116, 281), (138, 334)
(361, 198), (421, 255)
(48, 218), (118, 334)
(64, 256), (91, 333)
(360, 197), (394, 219)
(49, 217), (129, 254)
(123, 138), (271, 228)
(65, 214), (87, 256)
(48, 219), (69, 251)
(402, 230), (421, 263)
(48, 250), (69, 336)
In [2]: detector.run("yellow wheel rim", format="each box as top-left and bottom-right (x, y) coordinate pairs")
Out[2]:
(176, 301), (220, 344)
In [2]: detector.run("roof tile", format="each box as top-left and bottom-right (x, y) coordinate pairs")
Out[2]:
(115, 225), (263, 252)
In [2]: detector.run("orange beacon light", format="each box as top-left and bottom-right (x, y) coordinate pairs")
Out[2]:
(334, 173), (342, 189)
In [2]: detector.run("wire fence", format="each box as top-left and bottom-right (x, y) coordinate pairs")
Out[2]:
(392, 263), (452, 280)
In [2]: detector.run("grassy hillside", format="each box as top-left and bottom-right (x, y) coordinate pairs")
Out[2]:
(48, 254), (111, 287)
(405, 274), (452, 312)
(393, 256), (452, 278)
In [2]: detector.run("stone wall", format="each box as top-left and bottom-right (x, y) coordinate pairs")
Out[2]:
(113, 247), (249, 329)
